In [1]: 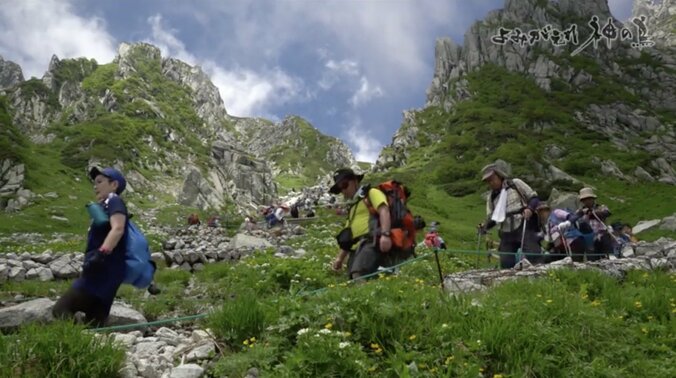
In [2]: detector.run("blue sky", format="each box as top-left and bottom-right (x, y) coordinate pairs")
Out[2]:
(0, 0), (633, 162)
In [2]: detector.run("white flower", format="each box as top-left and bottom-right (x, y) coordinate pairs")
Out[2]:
(339, 342), (350, 349)
(297, 328), (310, 336)
(318, 328), (332, 335)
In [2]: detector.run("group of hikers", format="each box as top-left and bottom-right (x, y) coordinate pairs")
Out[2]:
(329, 164), (639, 280)
(51, 163), (640, 327)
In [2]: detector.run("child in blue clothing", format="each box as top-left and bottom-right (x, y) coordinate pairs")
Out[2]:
(52, 167), (129, 327)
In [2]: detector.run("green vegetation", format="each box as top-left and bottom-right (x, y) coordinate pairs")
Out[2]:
(2, 211), (674, 377)
(0, 321), (125, 378)
(0, 96), (28, 162)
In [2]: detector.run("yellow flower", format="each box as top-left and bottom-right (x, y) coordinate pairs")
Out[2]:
(368, 366), (377, 372)
(445, 356), (455, 365)
(325, 323), (333, 330)
(591, 300), (601, 307)
(343, 331), (352, 337)
(375, 348), (383, 355)
(430, 368), (438, 373)
(249, 337), (256, 342)
(243, 340), (249, 345)
(370, 343), (380, 349)
(494, 375), (504, 378)
(479, 367), (485, 372)
(409, 335), (417, 341)
(635, 301), (642, 309)
(546, 299), (553, 304)
(641, 327), (648, 334)
(648, 316), (654, 320)
(536, 294), (542, 298)
(328, 284), (335, 288)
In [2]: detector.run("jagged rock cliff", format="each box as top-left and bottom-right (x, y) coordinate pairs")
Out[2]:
(375, 0), (675, 187)
(0, 42), (354, 214)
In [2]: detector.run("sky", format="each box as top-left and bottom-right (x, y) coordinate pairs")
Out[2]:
(0, 0), (634, 162)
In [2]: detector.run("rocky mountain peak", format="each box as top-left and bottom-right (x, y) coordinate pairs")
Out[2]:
(162, 57), (229, 131)
(633, 0), (675, 47)
(0, 56), (24, 91)
(115, 42), (162, 79)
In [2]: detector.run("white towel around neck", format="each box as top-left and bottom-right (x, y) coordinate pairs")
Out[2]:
(491, 188), (507, 223)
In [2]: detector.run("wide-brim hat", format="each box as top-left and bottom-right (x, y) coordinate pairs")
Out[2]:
(480, 163), (508, 181)
(89, 167), (126, 194)
(578, 187), (597, 200)
(329, 168), (364, 194)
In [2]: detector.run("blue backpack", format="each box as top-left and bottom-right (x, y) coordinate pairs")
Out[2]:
(86, 201), (155, 289)
(124, 220), (156, 289)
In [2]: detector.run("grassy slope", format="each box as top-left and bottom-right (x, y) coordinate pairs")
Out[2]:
(374, 62), (675, 247)
(2, 210), (673, 377)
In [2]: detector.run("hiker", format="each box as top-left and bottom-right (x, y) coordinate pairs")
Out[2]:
(536, 202), (592, 262)
(52, 167), (129, 327)
(478, 163), (542, 268)
(187, 213), (200, 226)
(329, 168), (403, 280)
(207, 215), (221, 228)
(274, 206), (286, 226)
(569, 187), (612, 260)
(305, 207), (315, 218)
(422, 221), (446, 249)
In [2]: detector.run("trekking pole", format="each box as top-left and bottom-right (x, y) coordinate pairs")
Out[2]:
(433, 247), (444, 290)
(516, 219), (527, 263)
(475, 229), (482, 268)
(590, 211), (620, 258)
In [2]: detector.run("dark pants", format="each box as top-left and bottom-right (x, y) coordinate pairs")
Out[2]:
(347, 240), (412, 279)
(590, 233), (613, 261)
(498, 228), (541, 269)
(52, 287), (110, 327)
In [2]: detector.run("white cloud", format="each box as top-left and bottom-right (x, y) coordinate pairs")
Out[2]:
(349, 76), (383, 108)
(318, 58), (359, 90)
(344, 118), (383, 163)
(146, 15), (305, 118)
(0, 0), (117, 78)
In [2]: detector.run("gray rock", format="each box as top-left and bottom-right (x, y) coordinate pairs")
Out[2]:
(106, 304), (147, 327)
(118, 361), (139, 378)
(443, 278), (485, 294)
(8, 266), (26, 281)
(168, 364), (204, 378)
(634, 167), (655, 182)
(112, 333), (138, 348)
(48, 254), (80, 278)
(633, 219), (662, 234)
(179, 262), (192, 271)
(0, 264), (7, 282)
(22, 259), (40, 270)
(0, 298), (55, 330)
(156, 327), (182, 346)
(134, 340), (166, 358)
(186, 341), (216, 362)
(659, 215), (676, 232)
(230, 233), (273, 250)
(190, 330), (211, 344)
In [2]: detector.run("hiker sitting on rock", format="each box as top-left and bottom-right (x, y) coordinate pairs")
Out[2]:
(329, 168), (395, 280)
(569, 188), (612, 260)
(536, 202), (593, 263)
(52, 167), (129, 327)
(187, 213), (200, 226)
(478, 163), (542, 269)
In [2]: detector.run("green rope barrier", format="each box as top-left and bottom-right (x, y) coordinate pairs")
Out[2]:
(90, 247), (620, 332)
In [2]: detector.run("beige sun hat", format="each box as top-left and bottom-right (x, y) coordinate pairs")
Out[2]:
(480, 163), (508, 181)
(578, 187), (597, 200)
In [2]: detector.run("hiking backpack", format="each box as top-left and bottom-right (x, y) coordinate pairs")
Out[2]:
(423, 232), (442, 248)
(123, 219), (156, 289)
(363, 180), (417, 251)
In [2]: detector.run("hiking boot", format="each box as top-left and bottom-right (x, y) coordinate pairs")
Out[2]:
(147, 283), (161, 295)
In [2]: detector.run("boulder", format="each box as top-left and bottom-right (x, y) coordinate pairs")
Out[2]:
(229, 233), (273, 250)
(633, 219), (662, 234)
(106, 304), (147, 327)
(168, 364), (204, 378)
(48, 254), (80, 278)
(0, 298), (55, 330)
(659, 215), (676, 232)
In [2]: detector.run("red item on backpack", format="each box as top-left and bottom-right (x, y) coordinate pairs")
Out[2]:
(363, 180), (417, 251)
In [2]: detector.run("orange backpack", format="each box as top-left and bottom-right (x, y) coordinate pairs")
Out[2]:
(363, 180), (417, 251)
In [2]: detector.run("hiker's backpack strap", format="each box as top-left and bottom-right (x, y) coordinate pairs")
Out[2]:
(505, 179), (528, 207)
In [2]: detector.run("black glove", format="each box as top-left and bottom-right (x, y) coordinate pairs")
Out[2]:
(82, 249), (106, 278)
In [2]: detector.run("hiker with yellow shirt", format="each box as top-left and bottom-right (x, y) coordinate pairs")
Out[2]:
(329, 168), (395, 280)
